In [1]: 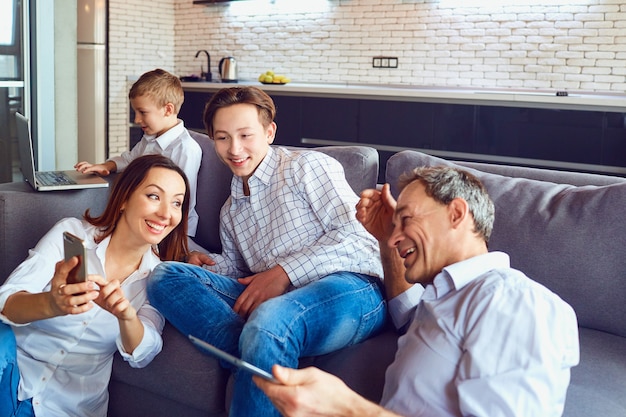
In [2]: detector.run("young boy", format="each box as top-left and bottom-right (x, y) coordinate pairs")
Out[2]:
(75, 68), (201, 236)
(146, 86), (387, 417)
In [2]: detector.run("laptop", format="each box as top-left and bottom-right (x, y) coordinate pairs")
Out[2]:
(16, 112), (109, 191)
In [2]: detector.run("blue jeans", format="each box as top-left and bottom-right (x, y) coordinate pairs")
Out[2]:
(147, 262), (386, 417)
(0, 323), (34, 417)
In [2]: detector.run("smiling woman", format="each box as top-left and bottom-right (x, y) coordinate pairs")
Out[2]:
(0, 154), (189, 417)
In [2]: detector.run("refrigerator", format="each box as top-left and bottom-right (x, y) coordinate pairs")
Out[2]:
(77, 0), (106, 163)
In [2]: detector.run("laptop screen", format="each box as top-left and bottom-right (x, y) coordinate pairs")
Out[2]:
(15, 112), (38, 187)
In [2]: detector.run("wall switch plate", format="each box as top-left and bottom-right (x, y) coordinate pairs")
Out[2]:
(372, 56), (398, 68)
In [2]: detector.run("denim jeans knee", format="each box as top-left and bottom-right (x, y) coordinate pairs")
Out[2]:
(147, 261), (247, 355)
(0, 323), (23, 417)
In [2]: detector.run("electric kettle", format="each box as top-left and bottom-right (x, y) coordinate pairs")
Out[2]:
(219, 57), (238, 83)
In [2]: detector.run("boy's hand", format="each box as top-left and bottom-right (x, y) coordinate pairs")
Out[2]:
(187, 251), (216, 267)
(75, 161), (112, 176)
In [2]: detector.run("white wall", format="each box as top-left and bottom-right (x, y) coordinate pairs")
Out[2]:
(108, 0), (626, 154)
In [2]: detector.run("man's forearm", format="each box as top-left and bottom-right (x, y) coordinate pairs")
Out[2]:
(379, 244), (412, 299)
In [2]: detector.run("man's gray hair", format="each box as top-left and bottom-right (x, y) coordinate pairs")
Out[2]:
(398, 166), (495, 243)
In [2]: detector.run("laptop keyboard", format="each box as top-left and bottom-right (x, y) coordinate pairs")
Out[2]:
(36, 171), (77, 186)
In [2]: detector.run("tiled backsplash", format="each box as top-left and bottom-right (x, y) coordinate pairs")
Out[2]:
(108, 0), (626, 154)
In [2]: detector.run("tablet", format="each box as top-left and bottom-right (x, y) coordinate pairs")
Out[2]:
(188, 335), (280, 384)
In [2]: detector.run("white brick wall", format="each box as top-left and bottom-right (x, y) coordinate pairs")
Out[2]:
(108, 0), (626, 154)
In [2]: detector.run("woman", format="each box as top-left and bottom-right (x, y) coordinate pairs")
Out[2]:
(0, 154), (189, 417)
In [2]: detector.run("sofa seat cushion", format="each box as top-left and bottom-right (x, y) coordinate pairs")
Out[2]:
(385, 151), (626, 338)
(109, 323), (229, 416)
(564, 328), (626, 417)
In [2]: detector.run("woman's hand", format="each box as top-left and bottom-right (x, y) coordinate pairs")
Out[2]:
(50, 258), (100, 317)
(89, 275), (137, 321)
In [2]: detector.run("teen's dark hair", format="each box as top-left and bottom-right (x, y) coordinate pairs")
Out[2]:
(202, 86), (276, 139)
(83, 154), (190, 261)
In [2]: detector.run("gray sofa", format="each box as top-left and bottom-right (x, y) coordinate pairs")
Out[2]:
(0, 133), (625, 416)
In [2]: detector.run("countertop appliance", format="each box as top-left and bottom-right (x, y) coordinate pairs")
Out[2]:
(219, 57), (237, 83)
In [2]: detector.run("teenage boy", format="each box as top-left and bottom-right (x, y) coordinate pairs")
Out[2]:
(147, 86), (387, 417)
(75, 68), (201, 236)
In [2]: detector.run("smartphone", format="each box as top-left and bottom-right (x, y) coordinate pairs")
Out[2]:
(63, 231), (87, 284)
(188, 335), (281, 384)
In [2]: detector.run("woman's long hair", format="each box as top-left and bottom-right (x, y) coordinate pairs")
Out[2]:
(84, 154), (190, 261)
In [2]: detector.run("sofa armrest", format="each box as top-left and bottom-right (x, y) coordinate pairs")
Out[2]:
(0, 182), (111, 283)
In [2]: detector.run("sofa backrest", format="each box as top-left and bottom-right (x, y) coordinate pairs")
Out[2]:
(385, 150), (626, 338)
(0, 181), (112, 283)
(188, 130), (379, 253)
(0, 133), (378, 283)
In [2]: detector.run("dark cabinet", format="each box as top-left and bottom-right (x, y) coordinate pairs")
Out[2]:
(475, 107), (605, 165)
(273, 95), (302, 147)
(359, 100), (435, 149)
(178, 91), (212, 132)
(300, 97), (358, 144)
(171, 88), (626, 180)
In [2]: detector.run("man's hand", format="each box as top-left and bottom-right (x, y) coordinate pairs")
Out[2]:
(234, 265), (291, 318)
(255, 365), (398, 417)
(355, 183), (397, 243)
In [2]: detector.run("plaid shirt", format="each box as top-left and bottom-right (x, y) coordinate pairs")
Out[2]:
(207, 146), (383, 287)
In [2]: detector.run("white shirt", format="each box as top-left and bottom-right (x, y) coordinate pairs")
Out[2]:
(382, 252), (580, 417)
(108, 120), (202, 236)
(200, 146), (383, 286)
(0, 218), (165, 417)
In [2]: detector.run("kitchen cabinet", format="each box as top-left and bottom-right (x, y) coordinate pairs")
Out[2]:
(474, 107), (605, 164)
(272, 95), (302, 146)
(178, 91), (212, 132)
(150, 87), (626, 181)
(301, 97), (358, 145)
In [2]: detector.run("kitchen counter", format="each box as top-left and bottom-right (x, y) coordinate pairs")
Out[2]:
(181, 81), (626, 112)
(174, 79), (626, 177)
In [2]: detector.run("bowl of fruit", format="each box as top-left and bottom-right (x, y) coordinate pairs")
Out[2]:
(259, 70), (291, 85)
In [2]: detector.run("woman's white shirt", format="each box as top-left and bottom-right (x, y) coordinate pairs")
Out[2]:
(0, 217), (165, 417)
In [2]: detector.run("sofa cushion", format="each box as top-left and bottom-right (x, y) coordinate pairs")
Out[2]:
(564, 328), (626, 417)
(109, 323), (229, 417)
(385, 150), (626, 338)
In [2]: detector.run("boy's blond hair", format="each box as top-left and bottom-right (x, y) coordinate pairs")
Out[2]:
(129, 69), (184, 113)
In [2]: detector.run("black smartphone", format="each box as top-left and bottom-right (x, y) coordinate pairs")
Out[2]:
(63, 231), (87, 284)
(188, 335), (281, 384)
